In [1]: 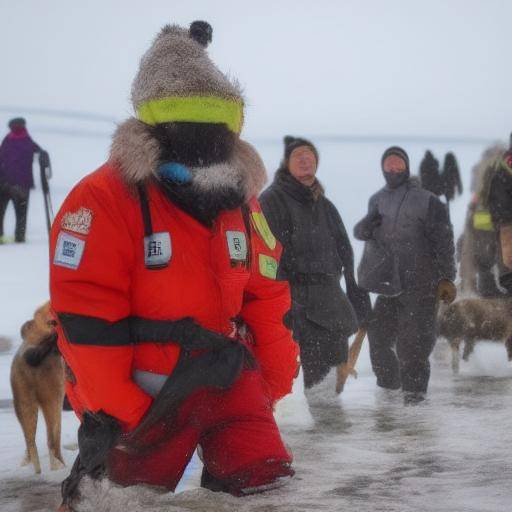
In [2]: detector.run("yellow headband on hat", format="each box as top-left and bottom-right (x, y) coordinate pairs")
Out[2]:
(136, 96), (243, 133)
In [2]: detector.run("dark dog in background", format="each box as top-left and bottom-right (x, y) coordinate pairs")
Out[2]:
(10, 301), (65, 473)
(438, 297), (512, 374)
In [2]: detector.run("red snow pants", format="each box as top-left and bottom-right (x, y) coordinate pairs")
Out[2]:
(106, 369), (294, 494)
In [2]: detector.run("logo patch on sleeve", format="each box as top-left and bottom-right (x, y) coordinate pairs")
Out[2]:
(259, 254), (278, 279)
(53, 232), (86, 270)
(61, 207), (93, 235)
(251, 212), (277, 250)
(226, 231), (247, 261)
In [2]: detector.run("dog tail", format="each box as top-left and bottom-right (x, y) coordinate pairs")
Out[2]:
(23, 333), (58, 367)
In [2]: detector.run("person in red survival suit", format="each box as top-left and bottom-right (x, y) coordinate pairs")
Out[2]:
(50, 21), (299, 509)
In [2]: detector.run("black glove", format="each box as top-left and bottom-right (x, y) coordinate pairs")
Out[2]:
(78, 411), (121, 472)
(354, 210), (382, 241)
(499, 272), (512, 295)
(345, 271), (372, 327)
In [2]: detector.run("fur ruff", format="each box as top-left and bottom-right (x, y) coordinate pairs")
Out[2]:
(109, 118), (267, 199)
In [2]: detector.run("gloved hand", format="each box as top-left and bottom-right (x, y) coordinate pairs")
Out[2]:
(78, 411), (121, 471)
(345, 272), (372, 327)
(437, 279), (457, 304)
(354, 210), (382, 241)
(499, 272), (512, 295)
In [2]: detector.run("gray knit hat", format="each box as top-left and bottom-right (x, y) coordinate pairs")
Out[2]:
(131, 21), (244, 133)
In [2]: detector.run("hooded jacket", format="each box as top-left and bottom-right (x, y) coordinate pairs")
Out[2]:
(355, 178), (456, 296)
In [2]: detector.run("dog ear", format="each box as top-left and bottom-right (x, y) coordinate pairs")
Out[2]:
(189, 21), (213, 47)
(20, 320), (33, 340)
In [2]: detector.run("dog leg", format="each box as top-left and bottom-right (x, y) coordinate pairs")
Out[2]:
(505, 336), (512, 362)
(462, 340), (474, 362)
(41, 396), (65, 470)
(451, 340), (461, 375)
(20, 450), (30, 466)
(13, 397), (41, 474)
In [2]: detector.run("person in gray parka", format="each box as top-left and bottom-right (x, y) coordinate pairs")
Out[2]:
(260, 136), (371, 392)
(354, 146), (456, 399)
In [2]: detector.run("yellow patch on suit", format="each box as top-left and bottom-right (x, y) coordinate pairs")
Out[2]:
(259, 254), (278, 279)
(473, 210), (494, 232)
(251, 212), (277, 250)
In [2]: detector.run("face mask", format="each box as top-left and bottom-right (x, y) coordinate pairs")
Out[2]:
(383, 169), (409, 189)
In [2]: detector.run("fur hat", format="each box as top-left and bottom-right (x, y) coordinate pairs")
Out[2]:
(283, 135), (319, 165)
(109, 21), (266, 198)
(131, 21), (244, 133)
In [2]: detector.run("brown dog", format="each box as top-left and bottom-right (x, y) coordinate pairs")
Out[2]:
(438, 297), (512, 374)
(10, 301), (65, 473)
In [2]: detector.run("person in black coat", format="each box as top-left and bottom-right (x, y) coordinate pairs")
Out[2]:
(488, 135), (512, 292)
(260, 136), (370, 393)
(354, 147), (456, 400)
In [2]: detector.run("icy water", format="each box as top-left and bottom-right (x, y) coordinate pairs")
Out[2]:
(2, 350), (512, 512)
(1, 134), (511, 511)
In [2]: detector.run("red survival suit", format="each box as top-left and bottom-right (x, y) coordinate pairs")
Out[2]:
(50, 163), (299, 493)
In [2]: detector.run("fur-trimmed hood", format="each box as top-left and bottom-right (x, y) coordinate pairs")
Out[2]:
(109, 118), (267, 199)
(109, 21), (266, 200)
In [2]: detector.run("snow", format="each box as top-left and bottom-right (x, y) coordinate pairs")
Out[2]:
(1, 134), (512, 511)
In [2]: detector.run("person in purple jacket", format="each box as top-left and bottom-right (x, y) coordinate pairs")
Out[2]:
(0, 118), (41, 243)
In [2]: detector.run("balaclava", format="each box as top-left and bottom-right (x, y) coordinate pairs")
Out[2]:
(381, 146), (410, 189)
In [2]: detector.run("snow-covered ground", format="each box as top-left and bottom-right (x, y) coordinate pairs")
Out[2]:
(1, 132), (512, 511)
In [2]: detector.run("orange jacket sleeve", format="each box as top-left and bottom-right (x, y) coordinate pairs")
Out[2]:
(240, 200), (299, 403)
(50, 172), (152, 432)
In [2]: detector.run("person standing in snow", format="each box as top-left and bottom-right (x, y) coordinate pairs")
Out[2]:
(50, 21), (299, 509)
(354, 146), (456, 401)
(0, 118), (41, 243)
(260, 136), (370, 398)
(458, 143), (506, 295)
(488, 134), (512, 293)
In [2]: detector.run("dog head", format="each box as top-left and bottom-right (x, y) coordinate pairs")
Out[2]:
(20, 302), (57, 346)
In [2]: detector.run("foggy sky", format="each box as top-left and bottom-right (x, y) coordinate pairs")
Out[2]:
(1, 0), (510, 140)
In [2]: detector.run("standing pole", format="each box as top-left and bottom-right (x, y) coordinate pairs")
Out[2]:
(38, 150), (54, 235)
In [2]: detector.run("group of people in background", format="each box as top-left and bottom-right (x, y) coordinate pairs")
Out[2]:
(262, 139), (457, 404)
